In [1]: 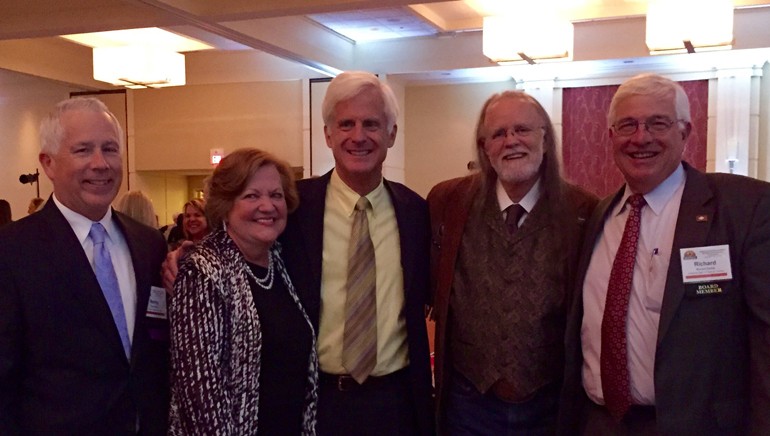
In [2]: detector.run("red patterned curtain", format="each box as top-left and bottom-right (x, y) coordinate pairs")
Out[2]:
(562, 80), (708, 197)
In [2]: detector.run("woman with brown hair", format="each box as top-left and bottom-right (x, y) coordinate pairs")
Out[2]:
(169, 148), (317, 435)
(181, 198), (210, 244)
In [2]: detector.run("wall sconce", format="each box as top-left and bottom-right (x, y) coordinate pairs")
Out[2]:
(93, 46), (186, 88)
(482, 14), (573, 64)
(646, 0), (734, 54)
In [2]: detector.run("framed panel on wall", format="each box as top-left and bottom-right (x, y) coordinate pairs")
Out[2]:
(310, 78), (333, 178)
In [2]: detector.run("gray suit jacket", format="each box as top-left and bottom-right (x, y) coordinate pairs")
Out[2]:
(560, 162), (770, 435)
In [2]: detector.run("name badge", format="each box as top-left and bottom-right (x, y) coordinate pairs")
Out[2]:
(680, 244), (732, 284)
(146, 286), (168, 319)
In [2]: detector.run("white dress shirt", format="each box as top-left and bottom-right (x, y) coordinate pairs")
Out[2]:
(53, 195), (137, 343)
(581, 164), (686, 405)
(495, 178), (542, 225)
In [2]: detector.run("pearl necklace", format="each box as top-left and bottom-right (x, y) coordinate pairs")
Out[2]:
(245, 251), (274, 290)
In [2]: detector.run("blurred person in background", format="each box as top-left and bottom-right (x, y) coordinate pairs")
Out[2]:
(116, 190), (158, 228)
(166, 213), (186, 250)
(182, 198), (210, 244)
(0, 200), (11, 228)
(27, 197), (45, 215)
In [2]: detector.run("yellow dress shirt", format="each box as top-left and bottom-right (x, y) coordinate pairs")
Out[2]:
(317, 170), (409, 376)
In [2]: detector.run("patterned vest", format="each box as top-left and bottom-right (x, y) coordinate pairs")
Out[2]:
(449, 189), (567, 400)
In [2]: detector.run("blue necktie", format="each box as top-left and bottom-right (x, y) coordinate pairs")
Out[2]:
(90, 223), (131, 359)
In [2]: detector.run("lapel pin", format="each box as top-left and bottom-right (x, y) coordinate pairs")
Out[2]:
(696, 215), (708, 222)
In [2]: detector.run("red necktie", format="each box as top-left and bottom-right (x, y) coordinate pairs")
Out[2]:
(601, 194), (645, 421)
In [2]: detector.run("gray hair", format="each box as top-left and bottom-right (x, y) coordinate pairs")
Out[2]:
(321, 71), (399, 133)
(608, 73), (691, 125)
(474, 90), (562, 192)
(39, 97), (124, 155)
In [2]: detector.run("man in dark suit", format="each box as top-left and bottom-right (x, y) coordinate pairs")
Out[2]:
(280, 71), (434, 435)
(559, 73), (770, 435)
(428, 91), (596, 435)
(0, 97), (169, 435)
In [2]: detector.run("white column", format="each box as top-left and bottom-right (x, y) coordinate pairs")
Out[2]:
(382, 74), (406, 183)
(516, 80), (563, 157)
(712, 67), (762, 176)
(301, 78), (312, 179)
(760, 62), (770, 182)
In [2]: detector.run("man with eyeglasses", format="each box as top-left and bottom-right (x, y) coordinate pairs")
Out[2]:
(428, 90), (597, 434)
(559, 73), (770, 435)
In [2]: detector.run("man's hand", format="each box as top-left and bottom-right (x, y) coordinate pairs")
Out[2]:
(162, 241), (195, 295)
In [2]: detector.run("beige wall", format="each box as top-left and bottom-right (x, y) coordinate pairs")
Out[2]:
(0, 71), (76, 221)
(186, 175), (208, 203)
(5, 68), (769, 224)
(128, 80), (306, 225)
(131, 80), (305, 172)
(0, 74), (306, 228)
(129, 172), (188, 226)
(404, 80), (515, 198)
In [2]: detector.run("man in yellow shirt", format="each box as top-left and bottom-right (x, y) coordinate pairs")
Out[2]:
(279, 71), (434, 435)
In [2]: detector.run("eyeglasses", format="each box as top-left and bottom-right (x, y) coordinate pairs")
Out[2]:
(611, 116), (685, 136)
(489, 125), (544, 142)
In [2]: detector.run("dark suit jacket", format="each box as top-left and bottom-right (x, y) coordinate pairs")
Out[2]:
(559, 162), (770, 435)
(280, 170), (434, 435)
(428, 174), (597, 432)
(0, 200), (170, 435)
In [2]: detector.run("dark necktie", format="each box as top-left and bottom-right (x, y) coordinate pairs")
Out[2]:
(90, 223), (131, 359)
(505, 204), (526, 235)
(342, 197), (377, 383)
(601, 194), (645, 421)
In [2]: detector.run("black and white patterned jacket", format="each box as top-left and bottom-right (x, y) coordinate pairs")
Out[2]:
(169, 228), (318, 435)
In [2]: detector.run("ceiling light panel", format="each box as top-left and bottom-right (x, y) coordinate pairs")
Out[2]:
(309, 7), (438, 42)
(61, 28), (213, 52)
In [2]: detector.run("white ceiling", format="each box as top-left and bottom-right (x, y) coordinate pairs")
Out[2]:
(1, 0), (770, 89)
(308, 7), (441, 41)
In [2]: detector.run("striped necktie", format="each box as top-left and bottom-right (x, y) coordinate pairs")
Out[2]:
(342, 196), (377, 384)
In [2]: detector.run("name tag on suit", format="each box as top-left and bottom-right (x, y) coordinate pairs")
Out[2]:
(680, 245), (732, 296)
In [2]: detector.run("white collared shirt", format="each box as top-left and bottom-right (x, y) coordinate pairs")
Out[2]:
(53, 195), (137, 343)
(581, 164), (686, 405)
(496, 177), (542, 226)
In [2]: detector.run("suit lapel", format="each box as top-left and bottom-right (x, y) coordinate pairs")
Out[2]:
(657, 165), (714, 345)
(569, 189), (624, 317)
(384, 179), (411, 292)
(113, 212), (149, 364)
(434, 178), (478, 306)
(299, 172), (332, 307)
(578, 190), (624, 289)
